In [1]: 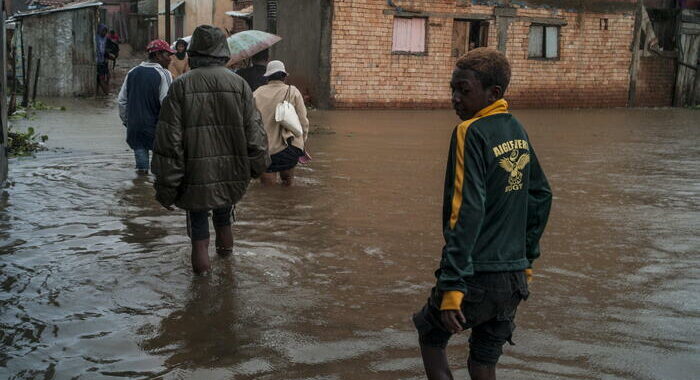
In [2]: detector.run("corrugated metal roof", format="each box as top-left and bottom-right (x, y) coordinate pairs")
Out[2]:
(226, 5), (253, 18)
(12, 0), (103, 18)
(32, 0), (74, 7)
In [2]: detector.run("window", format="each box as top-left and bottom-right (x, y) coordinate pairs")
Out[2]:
(528, 25), (559, 59)
(452, 20), (489, 57)
(600, 18), (609, 31)
(392, 17), (426, 54)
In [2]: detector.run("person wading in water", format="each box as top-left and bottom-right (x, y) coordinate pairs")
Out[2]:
(253, 60), (309, 187)
(412, 48), (552, 380)
(152, 25), (269, 274)
(117, 40), (174, 174)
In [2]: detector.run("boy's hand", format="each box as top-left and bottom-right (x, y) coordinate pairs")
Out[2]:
(525, 269), (533, 284)
(441, 310), (466, 334)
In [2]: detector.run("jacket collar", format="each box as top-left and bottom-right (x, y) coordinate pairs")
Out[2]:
(474, 98), (509, 118)
(140, 61), (163, 68)
(267, 80), (287, 87)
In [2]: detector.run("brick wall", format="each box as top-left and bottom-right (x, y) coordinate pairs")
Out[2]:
(506, 8), (635, 108)
(329, 1), (653, 109)
(636, 56), (676, 107)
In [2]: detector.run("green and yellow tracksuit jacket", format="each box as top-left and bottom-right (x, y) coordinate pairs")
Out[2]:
(436, 99), (552, 310)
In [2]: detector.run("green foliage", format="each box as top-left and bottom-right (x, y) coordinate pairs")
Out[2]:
(8, 102), (65, 120)
(31, 101), (63, 111)
(7, 126), (48, 157)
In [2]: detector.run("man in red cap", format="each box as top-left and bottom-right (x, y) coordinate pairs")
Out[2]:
(117, 40), (175, 174)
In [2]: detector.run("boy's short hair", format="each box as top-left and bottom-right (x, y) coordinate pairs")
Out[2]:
(456, 48), (511, 94)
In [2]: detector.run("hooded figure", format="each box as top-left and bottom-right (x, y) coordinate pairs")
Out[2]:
(168, 39), (190, 79)
(152, 25), (270, 274)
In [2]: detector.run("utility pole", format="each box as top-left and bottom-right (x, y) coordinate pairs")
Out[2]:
(164, 0), (171, 42)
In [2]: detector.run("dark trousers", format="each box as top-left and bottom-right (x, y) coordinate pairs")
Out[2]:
(186, 206), (233, 241)
(413, 271), (529, 366)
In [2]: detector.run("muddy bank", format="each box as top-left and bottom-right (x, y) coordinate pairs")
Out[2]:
(1, 102), (699, 379)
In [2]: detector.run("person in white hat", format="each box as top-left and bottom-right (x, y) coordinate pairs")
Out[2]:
(253, 60), (310, 186)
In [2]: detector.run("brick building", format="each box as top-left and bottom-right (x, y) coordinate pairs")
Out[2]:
(254, 0), (696, 109)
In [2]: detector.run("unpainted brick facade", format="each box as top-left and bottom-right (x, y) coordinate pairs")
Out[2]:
(329, 0), (674, 109)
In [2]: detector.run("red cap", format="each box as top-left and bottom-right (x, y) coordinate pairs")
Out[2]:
(146, 40), (176, 54)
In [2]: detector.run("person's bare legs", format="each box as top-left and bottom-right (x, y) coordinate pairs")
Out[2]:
(280, 168), (295, 187)
(419, 342), (454, 380)
(260, 172), (277, 186)
(98, 76), (109, 96)
(467, 358), (496, 380)
(191, 238), (211, 274)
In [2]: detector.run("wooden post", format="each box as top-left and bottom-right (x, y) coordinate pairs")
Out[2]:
(19, 23), (26, 106)
(628, 0), (644, 107)
(164, 0), (171, 42)
(21, 46), (32, 108)
(1, 0), (7, 185)
(0, 1), (5, 121)
(32, 58), (41, 104)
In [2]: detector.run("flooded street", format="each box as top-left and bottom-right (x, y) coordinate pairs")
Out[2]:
(1, 99), (699, 379)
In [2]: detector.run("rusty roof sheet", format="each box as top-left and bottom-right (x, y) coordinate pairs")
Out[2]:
(12, 0), (103, 18)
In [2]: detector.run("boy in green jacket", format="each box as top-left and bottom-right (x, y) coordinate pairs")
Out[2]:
(413, 48), (552, 380)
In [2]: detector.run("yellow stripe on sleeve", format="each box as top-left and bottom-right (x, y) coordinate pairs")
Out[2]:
(449, 119), (474, 229)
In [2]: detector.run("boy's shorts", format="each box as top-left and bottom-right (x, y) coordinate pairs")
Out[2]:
(412, 271), (529, 366)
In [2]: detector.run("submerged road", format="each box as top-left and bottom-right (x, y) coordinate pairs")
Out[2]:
(1, 98), (698, 379)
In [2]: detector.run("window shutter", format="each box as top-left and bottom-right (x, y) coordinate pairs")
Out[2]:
(393, 17), (411, 52)
(409, 18), (426, 53)
(528, 25), (543, 57)
(545, 26), (558, 58)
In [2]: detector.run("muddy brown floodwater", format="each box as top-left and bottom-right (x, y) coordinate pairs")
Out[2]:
(1, 98), (699, 380)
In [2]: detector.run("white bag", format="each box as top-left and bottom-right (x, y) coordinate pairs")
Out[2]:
(274, 86), (303, 138)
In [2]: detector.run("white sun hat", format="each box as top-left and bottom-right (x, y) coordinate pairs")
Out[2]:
(264, 60), (288, 77)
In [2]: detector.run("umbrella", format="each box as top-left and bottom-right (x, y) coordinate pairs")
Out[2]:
(226, 30), (282, 64)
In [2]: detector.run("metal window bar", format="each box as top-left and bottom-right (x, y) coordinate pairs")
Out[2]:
(267, 0), (277, 34)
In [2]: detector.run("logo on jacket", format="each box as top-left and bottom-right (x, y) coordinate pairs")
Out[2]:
(499, 149), (530, 192)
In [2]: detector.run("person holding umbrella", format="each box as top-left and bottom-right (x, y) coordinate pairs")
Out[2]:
(253, 60), (309, 187)
(236, 49), (269, 92)
(152, 25), (270, 274)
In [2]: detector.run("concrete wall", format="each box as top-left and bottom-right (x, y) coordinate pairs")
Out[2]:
(158, 0), (233, 41)
(329, 0), (649, 108)
(253, 0), (332, 107)
(19, 7), (97, 97)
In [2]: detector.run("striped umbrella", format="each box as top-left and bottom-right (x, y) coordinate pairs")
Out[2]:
(226, 30), (282, 64)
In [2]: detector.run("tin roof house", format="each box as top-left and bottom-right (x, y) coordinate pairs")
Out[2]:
(9, 0), (102, 96)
